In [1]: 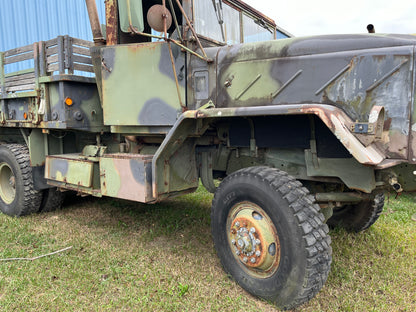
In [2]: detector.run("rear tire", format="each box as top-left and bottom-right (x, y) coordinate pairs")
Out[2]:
(211, 166), (332, 310)
(327, 193), (384, 232)
(39, 188), (64, 212)
(0, 144), (42, 216)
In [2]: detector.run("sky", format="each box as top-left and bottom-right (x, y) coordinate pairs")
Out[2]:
(243, 0), (416, 37)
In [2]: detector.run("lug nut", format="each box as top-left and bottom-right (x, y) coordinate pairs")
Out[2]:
(231, 239), (236, 245)
(243, 257), (248, 263)
(255, 239), (261, 245)
(235, 250), (240, 256)
(250, 258), (256, 263)
(250, 227), (256, 233)
(235, 221), (240, 228)
(255, 250), (261, 257)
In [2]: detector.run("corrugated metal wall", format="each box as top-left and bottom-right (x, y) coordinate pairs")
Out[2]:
(0, 0), (105, 50)
(0, 0), (105, 73)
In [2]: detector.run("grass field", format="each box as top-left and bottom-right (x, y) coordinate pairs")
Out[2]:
(0, 187), (415, 311)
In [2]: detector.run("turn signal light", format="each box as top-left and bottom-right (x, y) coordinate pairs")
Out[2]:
(65, 97), (73, 106)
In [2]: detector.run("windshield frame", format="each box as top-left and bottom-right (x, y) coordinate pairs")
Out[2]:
(192, 0), (289, 46)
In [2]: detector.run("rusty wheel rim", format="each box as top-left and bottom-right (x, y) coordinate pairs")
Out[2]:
(0, 162), (16, 204)
(227, 201), (281, 278)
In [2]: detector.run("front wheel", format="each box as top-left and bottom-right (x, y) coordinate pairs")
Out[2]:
(211, 167), (332, 310)
(327, 193), (385, 232)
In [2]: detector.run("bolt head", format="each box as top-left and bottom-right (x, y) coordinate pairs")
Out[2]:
(235, 250), (240, 256)
(235, 221), (240, 228)
(237, 239), (244, 248)
(255, 250), (261, 257)
(250, 227), (256, 233)
(250, 258), (256, 263)
(231, 239), (236, 245)
(255, 239), (261, 245)
(243, 257), (248, 263)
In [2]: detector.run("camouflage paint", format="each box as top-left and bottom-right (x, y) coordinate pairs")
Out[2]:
(210, 34), (416, 161)
(96, 42), (185, 126)
(100, 154), (154, 202)
(186, 104), (385, 165)
(2, 13), (416, 202)
(45, 154), (95, 187)
(45, 79), (106, 132)
(408, 46), (416, 162)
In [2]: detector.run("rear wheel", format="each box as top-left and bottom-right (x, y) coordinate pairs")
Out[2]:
(0, 144), (42, 216)
(211, 166), (332, 310)
(39, 188), (64, 212)
(327, 193), (384, 232)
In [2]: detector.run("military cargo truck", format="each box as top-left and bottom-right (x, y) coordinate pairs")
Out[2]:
(1, 0), (415, 309)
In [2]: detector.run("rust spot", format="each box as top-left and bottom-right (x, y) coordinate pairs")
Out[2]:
(127, 42), (159, 53)
(383, 118), (392, 130)
(106, 0), (118, 45)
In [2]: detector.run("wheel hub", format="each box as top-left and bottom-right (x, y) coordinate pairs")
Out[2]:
(228, 202), (280, 276)
(0, 162), (16, 204)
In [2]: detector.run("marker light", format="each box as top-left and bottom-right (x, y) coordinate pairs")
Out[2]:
(65, 97), (73, 106)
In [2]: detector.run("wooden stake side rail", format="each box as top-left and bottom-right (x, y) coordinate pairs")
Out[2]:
(0, 36), (94, 98)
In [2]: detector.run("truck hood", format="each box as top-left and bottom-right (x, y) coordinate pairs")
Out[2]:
(217, 34), (416, 63)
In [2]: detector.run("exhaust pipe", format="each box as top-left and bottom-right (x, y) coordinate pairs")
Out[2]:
(85, 0), (105, 45)
(367, 24), (375, 33)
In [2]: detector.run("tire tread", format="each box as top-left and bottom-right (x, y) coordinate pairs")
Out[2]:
(328, 193), (384, 232)
(2, 144), (42, 216)
(211, 166), (332, 310)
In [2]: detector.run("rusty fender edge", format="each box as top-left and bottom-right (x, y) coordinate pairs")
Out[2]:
(193, 104), (385, 165)
(152, 103), (385, 199)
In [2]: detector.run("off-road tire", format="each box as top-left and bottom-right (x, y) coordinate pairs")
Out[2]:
(39, 188), (64, 212)
(327, 193), (385, 232)
(211, 166), (332, 310)
(0, 144), (42, 216)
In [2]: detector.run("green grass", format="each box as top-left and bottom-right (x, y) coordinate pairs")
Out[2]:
(0, 189), (415, 311)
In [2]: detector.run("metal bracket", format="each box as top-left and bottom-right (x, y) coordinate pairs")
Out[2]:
(351, 123), (374, 134)
(197, 148), (216, 193)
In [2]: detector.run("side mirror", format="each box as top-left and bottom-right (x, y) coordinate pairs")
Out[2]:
(147, 4), (172, 32)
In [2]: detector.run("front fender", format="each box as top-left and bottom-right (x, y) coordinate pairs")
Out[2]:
(152, 103), (386, 199)
(188, 103), (385, 165)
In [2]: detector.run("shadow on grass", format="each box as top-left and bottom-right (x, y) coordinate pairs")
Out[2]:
(57, 187), (214, 242)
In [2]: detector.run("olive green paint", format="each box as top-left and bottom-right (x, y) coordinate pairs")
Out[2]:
(118, 0), (144, 33)
(100, 42), (184, 126)
(305, 150), (375, 193)
(45, 155), (95, 187)
(220, 60), (280, 103)
(100, 158), (122, 197)
(28, 129), (45, 167)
